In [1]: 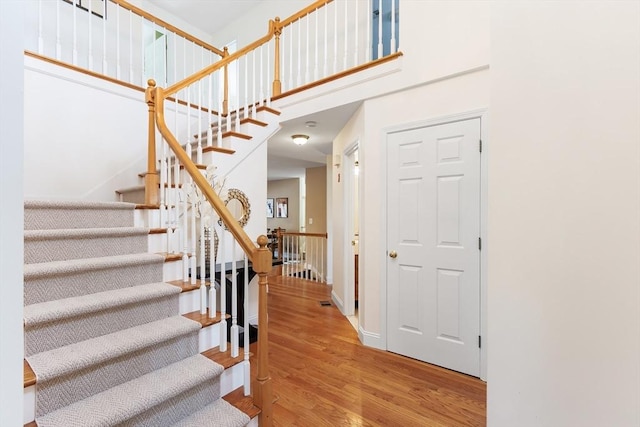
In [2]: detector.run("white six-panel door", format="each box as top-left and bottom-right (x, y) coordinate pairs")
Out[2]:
(386, 118), (481, 377)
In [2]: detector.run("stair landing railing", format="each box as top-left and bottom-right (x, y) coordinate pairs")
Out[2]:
(276, 231), (328, 283)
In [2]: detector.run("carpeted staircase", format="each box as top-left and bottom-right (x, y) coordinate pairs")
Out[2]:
(23, 200), (250, 427)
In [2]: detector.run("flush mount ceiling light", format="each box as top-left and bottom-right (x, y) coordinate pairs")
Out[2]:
(291, 134), (309, 145)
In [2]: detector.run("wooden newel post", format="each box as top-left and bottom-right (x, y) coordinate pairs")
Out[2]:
(223, 46), (229, 116)
(253, 235), (273, 426)
(145, 79), (159, 205)
(272, 18), (282, 96)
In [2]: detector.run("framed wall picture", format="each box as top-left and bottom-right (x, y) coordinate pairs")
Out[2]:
(266, 198), (274, 218)
(276, 197), (288, 218)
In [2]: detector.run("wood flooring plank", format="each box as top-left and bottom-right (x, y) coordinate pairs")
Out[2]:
(249, 270), (487, 426)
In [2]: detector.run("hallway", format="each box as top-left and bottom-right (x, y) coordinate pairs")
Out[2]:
(252, 270), (486, 426)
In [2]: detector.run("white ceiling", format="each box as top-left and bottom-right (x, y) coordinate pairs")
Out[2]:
(151, 1), (264, 37)
(151, 0), (356, 180)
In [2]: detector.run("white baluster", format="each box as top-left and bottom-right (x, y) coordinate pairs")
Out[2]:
(160, 134), (167, 230)
(217, 70), (223, 147)
(186, 87), (192, 160)
(323, 4), (328, 78)
(314, 8), (319, 81)
(377, 0), (383, 59)
(55, 0), (61, 60)
(197, 80), (203, 164)
(129, 10), (133, 83)
(321, 237), (324, 282)
(243, 55), (248, 121)
(288, 24), (294, 90)
(333, 1), (339, 74)
(139, 16), (144, 85)
(235, 58), (241, 129)
(259, 45), (264, 106)
(297, 20), (302, 86)
(37, 0), (43, 54)
(344, 0), (349, 70)
(266, 44), (271, 108)
(231, 241), (239, 357)
(116, 4), (120, 79)
(391, 0), (397, 53)
(72, 0), (77, 65)
(219, 227), (227, 352)
(208, 226), (217, 318)
(252, 49), (257, 118)
(305, 15), (310, 84)
(243, 253), (251, 395)
(102, 0), (107, 74)
(366, 0), (371, 62)
(182, 180), (189, 283)
(354, 0), (359, 67)
(207, 73), (213, 148)
(190, 183), (197, 285)
(200, 217), (207, 314)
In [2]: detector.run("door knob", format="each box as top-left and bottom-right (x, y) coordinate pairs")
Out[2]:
(389, 250), (398, 259)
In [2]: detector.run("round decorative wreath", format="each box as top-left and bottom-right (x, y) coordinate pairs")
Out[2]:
(218, 188), (251, 229)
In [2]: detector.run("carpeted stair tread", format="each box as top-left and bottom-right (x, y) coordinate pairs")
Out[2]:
(171, 399), (250, 427)
(24, 253), (165, 305)
(35, 354), (224, 427)
(25, 200), (135, 230)
(24, 282), (179, 326)
(24, 282), (181, 356)
(27, 316), (201, 382)
(24, 227), (150, 263)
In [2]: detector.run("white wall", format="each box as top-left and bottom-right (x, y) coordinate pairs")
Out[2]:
(332, 105), (365, 314)
(275, 0), (490, 123)
(24, 58), (148, 200)
(488, 2), (640, 426)
(23, 56), (207, 201)
(0, 2), (24, 426)
(360, 69), (490, 346)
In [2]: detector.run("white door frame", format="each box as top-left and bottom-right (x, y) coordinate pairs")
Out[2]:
(341, 140), (360, 317)
(379, 109), (489, 380)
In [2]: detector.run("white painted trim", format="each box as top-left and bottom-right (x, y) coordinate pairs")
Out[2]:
(380, 108), (489, 380)
(198, 323), (221, 352)
(358, 326), (382, 350)
(341, 140), (359, 318)
(331, 289), (345, 314)
(24, 386), (35, 425)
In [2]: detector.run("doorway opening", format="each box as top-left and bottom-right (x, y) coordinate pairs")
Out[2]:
(344, 143), (360, 331)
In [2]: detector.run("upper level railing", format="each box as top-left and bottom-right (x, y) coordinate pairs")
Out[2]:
(24, 0), (224, 88)
(25, 0), (401, 108)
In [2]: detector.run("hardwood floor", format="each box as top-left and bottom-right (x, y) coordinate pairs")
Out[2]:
(250, 270), (486, 426)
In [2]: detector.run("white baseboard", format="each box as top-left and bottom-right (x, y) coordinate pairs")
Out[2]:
(331, 290), (345, 314)
(358, 326), (383, 350)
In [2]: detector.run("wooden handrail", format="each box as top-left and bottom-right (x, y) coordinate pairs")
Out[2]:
(151, 79), (274, 426)
(276, 0), (333, 28)
(163, 0), (336, 99)
(110, 0), (225, 57)
(150, 82), (258, 260)
(164, 22), (277, 97)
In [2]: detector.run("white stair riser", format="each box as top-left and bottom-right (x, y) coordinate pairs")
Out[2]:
(134, 209), (160, 228)
(164, 259), (184, 282)
(24, 386), (35, 425)
(220, 362), (245, 397)
(148, 233), (167, 253)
